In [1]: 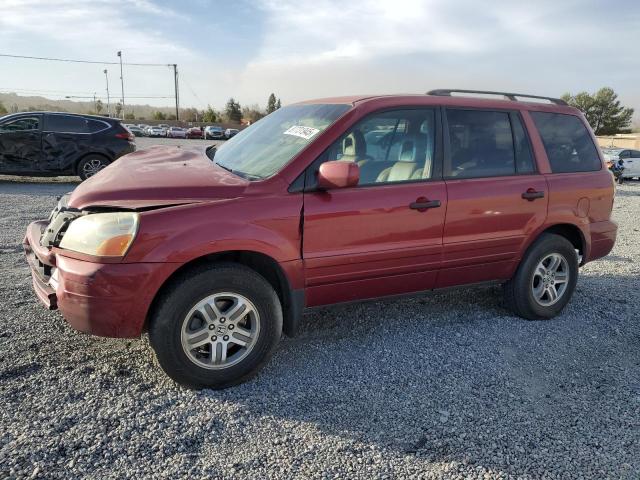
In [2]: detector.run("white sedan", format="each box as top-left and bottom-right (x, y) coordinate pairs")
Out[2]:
(166, 127), (187, 138)
(603, 148), (640, 180)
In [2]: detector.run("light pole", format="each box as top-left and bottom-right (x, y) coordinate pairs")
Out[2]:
(117, 51), (125, 120)
(172, 64), (179, 121)
(103, 69), (111, 117)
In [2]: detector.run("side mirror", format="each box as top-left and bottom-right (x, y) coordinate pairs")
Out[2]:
(317, 161), (360, 190)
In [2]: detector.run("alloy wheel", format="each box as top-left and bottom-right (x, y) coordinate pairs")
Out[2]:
(180, 292), (260, 370)
(531, 253), (570, 307)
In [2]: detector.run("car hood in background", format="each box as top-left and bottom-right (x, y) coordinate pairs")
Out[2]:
(68, 146), (249, 210)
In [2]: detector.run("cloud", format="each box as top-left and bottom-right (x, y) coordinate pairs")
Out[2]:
(0, 0), (193, 62)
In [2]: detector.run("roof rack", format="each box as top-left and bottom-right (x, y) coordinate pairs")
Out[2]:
(427, 89), (568, 106)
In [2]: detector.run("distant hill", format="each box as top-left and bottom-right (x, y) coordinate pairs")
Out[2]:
(0, 92), (177, 120)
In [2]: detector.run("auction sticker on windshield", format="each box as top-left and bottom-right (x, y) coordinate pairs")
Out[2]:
(283, 125), (320, 140)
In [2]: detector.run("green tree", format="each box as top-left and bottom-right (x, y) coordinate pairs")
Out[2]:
(276, 98), (281, 110)
(124, 112), (135, 120)
(224, 98), (242, 123)
(561, 87), (634, 135)
(0, 101), (7, 115)
(202, 105), (218, 123)
(242, 104), (265, 124)
(266, 93), (277, 114)
(153, 111), (166, 120)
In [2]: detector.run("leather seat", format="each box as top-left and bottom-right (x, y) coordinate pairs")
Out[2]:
(339, 130), (367, 164)
(375, 135), (422, 182)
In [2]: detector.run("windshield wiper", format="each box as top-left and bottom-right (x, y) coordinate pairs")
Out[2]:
(215, 162), (262, 181)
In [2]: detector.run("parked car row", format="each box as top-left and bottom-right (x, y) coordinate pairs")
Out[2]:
(124, 123), (239, 140)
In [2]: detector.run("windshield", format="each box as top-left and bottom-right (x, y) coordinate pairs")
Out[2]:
(213, 103), (350, 179)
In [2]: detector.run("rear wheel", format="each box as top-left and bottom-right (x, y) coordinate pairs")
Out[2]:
(504, 233), (578, 320)
(149, 263), (282, 389)
(78, 155), (110, 180)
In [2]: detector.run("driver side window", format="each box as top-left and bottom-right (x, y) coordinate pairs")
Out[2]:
(321, 109), (436, 185)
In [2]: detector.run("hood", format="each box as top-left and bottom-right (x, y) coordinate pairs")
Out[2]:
(69, 146), (249, 210)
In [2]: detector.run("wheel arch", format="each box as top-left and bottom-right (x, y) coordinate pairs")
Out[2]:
(145, 250), (303, 338)
(525, 223), (587, 266)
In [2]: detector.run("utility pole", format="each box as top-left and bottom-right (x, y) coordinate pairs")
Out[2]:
(93, 92), (97, 112)
(103, 69), (111, 117)
(172, 64), (180, 121)
(117, 51), (125, 120)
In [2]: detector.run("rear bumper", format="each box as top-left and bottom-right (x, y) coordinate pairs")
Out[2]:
(23, 220), (176, 338)
(587, 220), (617, 262)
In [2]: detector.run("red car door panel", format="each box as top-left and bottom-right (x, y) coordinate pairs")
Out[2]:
(303, 182), (446, 306)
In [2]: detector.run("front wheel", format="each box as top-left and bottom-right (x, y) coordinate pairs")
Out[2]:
(149, 263), (282, 389)
(504, 233), (579, 320)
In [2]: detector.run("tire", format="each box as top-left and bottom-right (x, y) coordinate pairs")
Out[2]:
(504, 233), (579, 320)
(149, 263), (283, 389)
(77, 154), (110, 181)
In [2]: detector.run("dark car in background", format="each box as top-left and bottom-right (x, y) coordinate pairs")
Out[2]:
(0, 112), (135, 180)
(125, 124), (146, 137)
(224, 128), (239, 139)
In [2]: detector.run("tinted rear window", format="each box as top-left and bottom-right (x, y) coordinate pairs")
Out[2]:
(87, 119), (110, 133)
(531, 112), (601, 173)
(446, 109), (515, 178)
(44, 115), (89, 133)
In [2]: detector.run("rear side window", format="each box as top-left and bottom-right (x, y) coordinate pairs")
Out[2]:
(44, 115), (89, 133)
(530, 112), (601, 173)
(445, 110), (515, 178)
(87, 119), (110, 133)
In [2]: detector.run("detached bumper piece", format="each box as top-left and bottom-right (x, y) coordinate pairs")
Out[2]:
(23, 220), (57, 309)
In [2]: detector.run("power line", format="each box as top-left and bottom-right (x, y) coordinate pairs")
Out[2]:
(0, 53), (172, 67)
(0, 87), (173, 96)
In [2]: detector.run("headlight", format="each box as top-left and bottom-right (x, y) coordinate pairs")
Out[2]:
(59, 212), (139, 257)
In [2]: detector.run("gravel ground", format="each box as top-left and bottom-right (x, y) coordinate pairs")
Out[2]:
(0, 178), (639, 479)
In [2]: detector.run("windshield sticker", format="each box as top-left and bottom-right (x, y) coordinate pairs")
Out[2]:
(283, 125), (320, 140)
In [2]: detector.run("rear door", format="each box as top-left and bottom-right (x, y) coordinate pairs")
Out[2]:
(438, 108), (548, 287)
(0, 115), (43, 173)
(42, 114), (93, 173)
(302, 108), (447, 306)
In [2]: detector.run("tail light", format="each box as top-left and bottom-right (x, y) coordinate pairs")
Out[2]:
(115, 131), (134, 141)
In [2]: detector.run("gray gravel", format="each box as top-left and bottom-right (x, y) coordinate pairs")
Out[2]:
(1, 177), (639, 479)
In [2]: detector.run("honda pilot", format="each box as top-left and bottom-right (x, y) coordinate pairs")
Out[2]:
(23, 90), (617, 389)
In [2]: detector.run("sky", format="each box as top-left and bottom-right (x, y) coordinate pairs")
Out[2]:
(0, 0), (638, 118)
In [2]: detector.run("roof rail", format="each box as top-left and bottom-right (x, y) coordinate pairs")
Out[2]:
(427, 89), (568, 106)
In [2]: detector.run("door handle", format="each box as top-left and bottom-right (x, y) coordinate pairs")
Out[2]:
(410, 199), (441, 211)
(522, 189), (545, 201)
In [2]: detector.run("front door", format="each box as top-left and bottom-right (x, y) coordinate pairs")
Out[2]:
(302, 108), (447, 306)
(438, 108), (548, 287)
(0, 115), (42, 173)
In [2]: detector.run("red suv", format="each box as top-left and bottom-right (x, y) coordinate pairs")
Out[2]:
(24, 90), (617, 389)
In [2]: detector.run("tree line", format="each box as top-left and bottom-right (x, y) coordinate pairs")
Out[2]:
(0, 92), (283, 124)
(153, 93), (282, 124)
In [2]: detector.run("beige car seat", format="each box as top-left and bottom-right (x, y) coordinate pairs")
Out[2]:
(376, 136), (421, 182)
